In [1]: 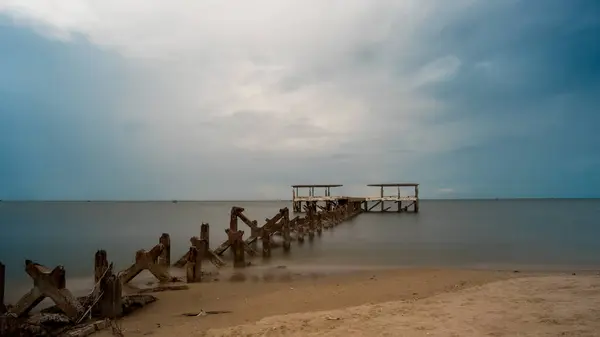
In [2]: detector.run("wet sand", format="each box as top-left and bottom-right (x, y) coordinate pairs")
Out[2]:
(95, 267), (519, 336)
(93, 267), (600, 336)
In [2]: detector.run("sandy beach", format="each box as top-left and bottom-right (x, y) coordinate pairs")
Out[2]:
(91, 267), (600, 337)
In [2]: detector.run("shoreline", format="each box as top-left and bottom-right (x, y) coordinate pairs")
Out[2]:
(91, 267), (594, 337)
(5, 262), (599, 304)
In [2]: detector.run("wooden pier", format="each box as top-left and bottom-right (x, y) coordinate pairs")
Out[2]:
(291, 184), (344, 213)
(292, 183), (419, 213)
(364, 183), (419, 213)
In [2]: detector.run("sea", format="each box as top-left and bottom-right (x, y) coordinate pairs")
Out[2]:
(1, 199), (600, 303)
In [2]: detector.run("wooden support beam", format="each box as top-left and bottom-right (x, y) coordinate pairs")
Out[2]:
(119, 244), (171, 285)
(158, 233), (171, 266)
(368, 200), (381, 212)
(10, 260), (85, 320)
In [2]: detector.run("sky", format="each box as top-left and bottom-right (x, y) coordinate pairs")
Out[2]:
(0, 0), (599, 200)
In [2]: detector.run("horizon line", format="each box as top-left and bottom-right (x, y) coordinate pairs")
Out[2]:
(1, 197), (599, 203)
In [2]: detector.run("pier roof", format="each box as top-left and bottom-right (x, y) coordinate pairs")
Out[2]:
(291, 184), (343, 188)
(367, 183), (419, 187)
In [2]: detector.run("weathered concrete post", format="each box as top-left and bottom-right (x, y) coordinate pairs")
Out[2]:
(94, 250), (109, 283)
(158, 233), (171, 266)
(0, 261), (5, 314)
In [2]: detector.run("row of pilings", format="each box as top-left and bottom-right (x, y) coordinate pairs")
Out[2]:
(0, 202), (362, 336)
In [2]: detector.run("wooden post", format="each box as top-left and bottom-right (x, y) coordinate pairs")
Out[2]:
(380, 186), (385, 212)
(94, 250), (109, 283)
(0, 261), (5, 314)
(316, 213), (323, 236)
(397, 186), (401, 212)
(414, 185), (420, 213)
(99, 272), (122, 319)
(261, 229), (271, 258)
(186, 246), (202, 283)
(201, 222), (210, 252)
(297, 223), (305, 244)
(158, 233), (171, 266)
(307, 206), (315, 240)
(282, 209), (291, 252)
(229, 207), (246, 268)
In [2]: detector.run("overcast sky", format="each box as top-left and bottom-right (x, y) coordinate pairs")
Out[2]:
(0, 0), (599, 200)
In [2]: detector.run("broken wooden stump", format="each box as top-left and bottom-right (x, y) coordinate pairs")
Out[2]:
(0, 261), (5, 314)
(118, 244), (171, 285)
(94, 250), (108, 283)
(158, 233), (171, 266)
(281, 209), (291, 252)
(214, 207), (257, 262)
(226, 229), (246, 268)
(316, 213), (323, 236)
(261, 228), (271, 258)
(186, 246), (202, 283)
(10, 260), (85, 320)
(297, 224), (305, 244)
(98, 272), (122, 319)
(174, 223), (225, 269)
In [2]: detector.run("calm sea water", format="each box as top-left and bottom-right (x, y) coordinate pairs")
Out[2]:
(1, 199), (600, 301)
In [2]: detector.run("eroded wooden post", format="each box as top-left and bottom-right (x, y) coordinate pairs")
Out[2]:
(316, 213), (323, 236)
(99, 272), (122, 319)
(281, 208), (291, 252)
(297, 221), (305, 244)
(201, 222), (210, 249)
(261, 228), (271, 258)
(229, 207), (246, 268)
(414, 185), (420, 213)
(0, 261), (5, 314)
(307, 206), (315, 240)
(94, 250), (109, 283)
(186, 246), (202, 283)
(158, 233), (171, 266)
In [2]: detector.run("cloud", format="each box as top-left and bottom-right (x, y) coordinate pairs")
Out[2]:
(0, 0), (599, 199)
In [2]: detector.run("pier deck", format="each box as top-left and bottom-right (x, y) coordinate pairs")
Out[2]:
(291, 184), (419, 213)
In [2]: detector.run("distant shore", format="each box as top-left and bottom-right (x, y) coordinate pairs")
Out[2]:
(89, 267), (600, 337)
